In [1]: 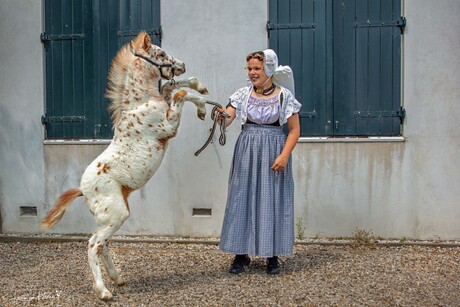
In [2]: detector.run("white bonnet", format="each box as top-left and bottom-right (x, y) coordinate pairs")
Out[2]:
(263, 49), (296, 96)
(262, 49), (278, 77)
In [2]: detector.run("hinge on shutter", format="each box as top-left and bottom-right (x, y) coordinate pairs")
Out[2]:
(155, 26), (163, 43)
(117, 27), (163, 43)
(299, 110), (317, 119)
(354, 106), (406, 124)
(266, 21), (316, 38)
(353, 16), (406, 34)
(41, 115), (86, 125)
(40, 33), (85, 43)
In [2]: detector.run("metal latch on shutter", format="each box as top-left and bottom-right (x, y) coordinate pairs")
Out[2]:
(41, 115), (86, 125)
(353, 16), (406, 34)
(354, 106), (406, 124)
(40, 33), (85, 43)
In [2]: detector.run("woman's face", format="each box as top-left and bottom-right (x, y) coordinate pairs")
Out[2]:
(247, 58), (269, 88)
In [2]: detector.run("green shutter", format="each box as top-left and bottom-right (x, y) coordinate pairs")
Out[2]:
(42, 0), (161, 139)
(334, 0), (404, 136)
(268, 0), (404, 136)
(42, 0), (92, 139)
(268, 0), (333, 136)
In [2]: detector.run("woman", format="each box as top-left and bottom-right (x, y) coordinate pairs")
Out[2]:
(219, 49), (301, 274)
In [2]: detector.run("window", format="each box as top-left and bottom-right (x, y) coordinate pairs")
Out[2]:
(268, 0), (405, 136)
(42, 0), (161, 139)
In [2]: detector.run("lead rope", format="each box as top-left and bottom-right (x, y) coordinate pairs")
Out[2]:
(194, 100), (229, 156)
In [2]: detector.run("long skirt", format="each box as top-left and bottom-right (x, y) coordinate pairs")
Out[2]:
(219, 124), (295, 257)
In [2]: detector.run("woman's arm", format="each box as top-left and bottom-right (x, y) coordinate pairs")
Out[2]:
(271, 113), (300, 172)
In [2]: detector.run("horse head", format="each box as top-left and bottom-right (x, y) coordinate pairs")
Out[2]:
(130, 32), (185, 80)
(106, 32), (186, 126)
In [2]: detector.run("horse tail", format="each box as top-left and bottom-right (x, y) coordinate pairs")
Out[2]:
(41, 188), (83, 228)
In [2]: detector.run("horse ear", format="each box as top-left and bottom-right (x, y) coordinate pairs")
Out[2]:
(142, 33), (151, 51)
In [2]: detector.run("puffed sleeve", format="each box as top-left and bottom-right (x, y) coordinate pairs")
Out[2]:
(279, 88), (302, 125)
(228, 87), (246, 108)
(227, 86), (251, 124)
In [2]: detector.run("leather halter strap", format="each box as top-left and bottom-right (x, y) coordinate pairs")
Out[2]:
(130, 42), (174, 79)
(194, 100), (229, 156)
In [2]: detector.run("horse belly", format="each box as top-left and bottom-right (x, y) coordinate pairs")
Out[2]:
(81, 142), (164, 190)
(113, 147), (165, 189)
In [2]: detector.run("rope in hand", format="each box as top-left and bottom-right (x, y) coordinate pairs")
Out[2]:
(194, 100), (229, 156)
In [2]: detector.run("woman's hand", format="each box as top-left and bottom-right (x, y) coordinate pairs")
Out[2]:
(271, 154), (289, 172)
(271, 113), (300, 172)
(217, 106), (236, 127)
(216, 108), (226, 125)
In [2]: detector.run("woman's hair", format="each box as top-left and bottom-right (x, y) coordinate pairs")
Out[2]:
(246, 51), (264, 62)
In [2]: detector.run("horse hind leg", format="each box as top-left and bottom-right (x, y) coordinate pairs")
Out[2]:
(87, 195), (130, 301)
(101, 243), (125, 286)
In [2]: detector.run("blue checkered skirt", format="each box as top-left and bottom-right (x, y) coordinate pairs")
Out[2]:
(219, 124), (295, 257)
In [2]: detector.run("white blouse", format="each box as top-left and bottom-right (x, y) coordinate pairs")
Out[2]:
(228, 85), (302, 126)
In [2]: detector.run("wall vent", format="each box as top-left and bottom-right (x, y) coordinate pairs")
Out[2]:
(20, 206), (37, 216)
(192, 208), (212, 216)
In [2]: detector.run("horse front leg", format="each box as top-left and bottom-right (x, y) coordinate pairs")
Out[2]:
(161, 77), (208, 98)
(169, 90), (207, 122)
(174, 77), (209, 94)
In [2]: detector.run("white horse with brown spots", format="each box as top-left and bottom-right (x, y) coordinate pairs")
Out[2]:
(41, 32), (208, 301)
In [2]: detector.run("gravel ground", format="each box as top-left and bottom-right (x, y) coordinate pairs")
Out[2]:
(0, 236), (459, 306)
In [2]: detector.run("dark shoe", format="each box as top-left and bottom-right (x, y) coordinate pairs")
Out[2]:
(266, 256), (280, 275)
(229, 254), (251, 274)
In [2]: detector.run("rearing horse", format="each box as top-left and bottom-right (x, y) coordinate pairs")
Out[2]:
(41, 32), (208, 301)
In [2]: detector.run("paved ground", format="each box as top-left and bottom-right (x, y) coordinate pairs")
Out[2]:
(0, 236), (459, 306)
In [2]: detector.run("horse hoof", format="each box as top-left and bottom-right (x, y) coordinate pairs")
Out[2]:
(117, 280), (126, 287)
(94, 285), (113, 301)
(99, 290), (113, 301)
(198, 111), (206, 120)
(188, 77), (208, 94)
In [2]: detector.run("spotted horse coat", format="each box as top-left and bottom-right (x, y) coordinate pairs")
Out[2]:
(41, 32), (208, 301)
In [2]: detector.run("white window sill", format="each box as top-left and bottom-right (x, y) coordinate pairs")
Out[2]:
(43, 139), (112, 145)
(43, 137), (405, 145)
(298, 136), (405, 143)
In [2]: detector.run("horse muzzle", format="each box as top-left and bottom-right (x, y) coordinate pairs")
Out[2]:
(173, 61), (186, 76)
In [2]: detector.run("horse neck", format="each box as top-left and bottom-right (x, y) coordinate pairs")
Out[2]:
(108, 60), (163, 126)
(121, 66), (160, 111)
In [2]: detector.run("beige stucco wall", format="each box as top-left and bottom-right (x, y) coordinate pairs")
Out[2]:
(0, 0), (459, 240)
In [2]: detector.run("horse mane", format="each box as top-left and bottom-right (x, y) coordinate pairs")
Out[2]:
(106, 32), (152, 126)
